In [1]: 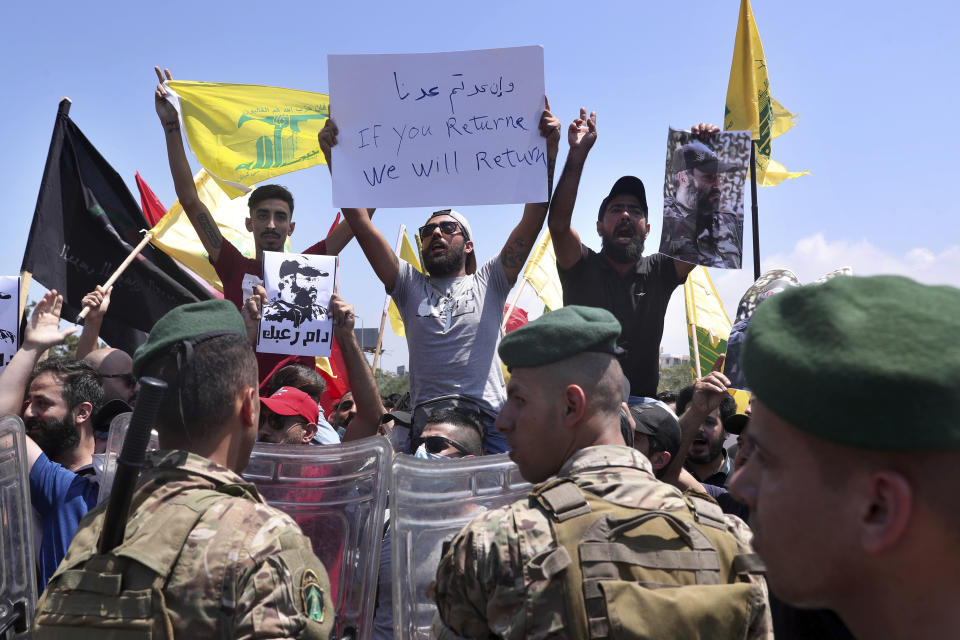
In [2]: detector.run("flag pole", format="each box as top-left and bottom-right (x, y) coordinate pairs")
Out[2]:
(75, 231), (154, 323)
(685, 275), (703, 379)
(690, 322), (703, 379)
(750, 141), (761, 281)
(502, 279), (528, 333)
(371, 311), (387, 373)
(372, 225), (405, 373)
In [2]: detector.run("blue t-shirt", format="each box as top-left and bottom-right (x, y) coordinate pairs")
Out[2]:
(29, 453), (99, 591)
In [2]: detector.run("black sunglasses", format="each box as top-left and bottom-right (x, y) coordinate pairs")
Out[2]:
(100, 372), (137, 387)
(415, 435), (471, 457)
(418, 221), (463, 240)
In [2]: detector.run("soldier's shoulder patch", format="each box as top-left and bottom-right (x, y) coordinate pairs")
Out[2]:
(300, 568), (325, 623)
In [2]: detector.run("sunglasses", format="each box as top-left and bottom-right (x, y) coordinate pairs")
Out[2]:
(100, 372), (137, 387)
(418, 221), (463, 240)
(415, 435), (471, 457)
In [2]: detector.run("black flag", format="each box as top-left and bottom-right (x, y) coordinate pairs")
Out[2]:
(21, 101), (211, 354)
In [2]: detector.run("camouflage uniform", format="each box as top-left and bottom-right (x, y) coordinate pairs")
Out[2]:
(34, 449), (333, 639)
(661, 197), (743, 269)
(432, 445), (772, 639)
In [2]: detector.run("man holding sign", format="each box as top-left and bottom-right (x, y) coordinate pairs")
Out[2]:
(319, 101), (559, 453)
(154, 67), (359, 382)
(548, 114), (721, 399)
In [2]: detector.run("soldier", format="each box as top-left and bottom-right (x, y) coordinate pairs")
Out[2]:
(33, 299), (334, 639)
(432, 305), (772, 639)
(661, 140), (743, 269)
(731, 275), (960, 638)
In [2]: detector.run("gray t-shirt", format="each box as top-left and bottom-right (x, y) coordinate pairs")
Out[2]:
(390, 256), (510, 416)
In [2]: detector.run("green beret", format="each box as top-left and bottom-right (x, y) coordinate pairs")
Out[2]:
(133, 300), (247, 376)
(499, 305), (621, 369)
(742, 275), (960, 450)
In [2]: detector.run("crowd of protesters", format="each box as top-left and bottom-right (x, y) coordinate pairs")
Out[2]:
(3, 77), (958, 640)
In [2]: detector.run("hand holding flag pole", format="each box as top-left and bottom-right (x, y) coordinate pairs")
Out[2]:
(75, 229), (154, 323)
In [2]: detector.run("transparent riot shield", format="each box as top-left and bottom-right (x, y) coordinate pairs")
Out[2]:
(390, 453), (532, 639)
(244, 436), (391, 640)
(0, 415), (37, 639)
(97, 412), (159, 505)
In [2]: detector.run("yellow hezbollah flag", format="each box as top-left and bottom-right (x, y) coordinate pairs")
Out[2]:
(165, 80), (329, 196)
(724, 0), (808, 187)
(523, 231), (564, 312)
(684, 266), (732, 378)
(388, 226), (423, 338)
(150, 169), (290, 292)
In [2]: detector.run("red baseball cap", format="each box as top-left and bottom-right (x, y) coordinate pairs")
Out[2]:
(260, 386), (319, 424)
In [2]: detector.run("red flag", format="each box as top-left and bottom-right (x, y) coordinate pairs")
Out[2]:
(135, 172), (167, 227)
(503, 305), (529, 334)
(318, 340), (350, 416)
(327, 211), (342, 237)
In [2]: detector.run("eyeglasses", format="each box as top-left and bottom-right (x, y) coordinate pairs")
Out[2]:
(414, 435), (471, 457)
(100, 372), (137, 387)
(418, 221), (463, 240)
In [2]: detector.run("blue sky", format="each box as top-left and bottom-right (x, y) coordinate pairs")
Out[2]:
(4, 0), (958, 371)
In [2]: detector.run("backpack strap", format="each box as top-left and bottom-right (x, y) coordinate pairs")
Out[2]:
(732, 552), (766, 576)
(684, 492), (729, 531)
(530, 478), (592, 522)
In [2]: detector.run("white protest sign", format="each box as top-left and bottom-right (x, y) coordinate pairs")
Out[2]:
(257, 253), (337, 358)
(329, 46), (547, 208)
(0, 277), (20, 371)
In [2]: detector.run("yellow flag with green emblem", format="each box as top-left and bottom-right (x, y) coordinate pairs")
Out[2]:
(150, 169), (291, 292)
(522, 231), (564, 312)
(388, 227), (423, 338)
(684, 266), (732, 378)
(724, 0), (808, 187)
(164, 80), (329, 196)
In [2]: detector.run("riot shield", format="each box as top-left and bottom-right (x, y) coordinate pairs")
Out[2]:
(0, 415), (38, 639)
(244, 436), (391, 640)
(97, 412), (160, 505)
(390, 453), (532, 639)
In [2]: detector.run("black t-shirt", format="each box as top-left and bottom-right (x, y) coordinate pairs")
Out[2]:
(558, 247), (684, 397)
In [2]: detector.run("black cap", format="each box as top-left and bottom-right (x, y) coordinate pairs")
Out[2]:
(671, 141), (738, 174)
(598, 176), (648, 221)
(629, 402), (682, 458)
(279, 259), (328, 279)
(723, 413), (750, 435)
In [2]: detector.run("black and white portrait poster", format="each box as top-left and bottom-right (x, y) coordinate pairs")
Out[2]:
(659, 129), (751, 269)
(0, 276), (20, 371)
(257, 253), (337, 358)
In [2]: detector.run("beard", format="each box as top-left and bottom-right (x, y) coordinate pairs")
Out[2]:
(423, 242), (466, 277)
(26, 413), (80, 459)
(688, 434), (725, 465)
(601, 222), (646, 264)
(696, 186), (722, 212)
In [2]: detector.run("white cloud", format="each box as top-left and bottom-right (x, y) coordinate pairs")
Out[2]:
(659, 234), (960, 356)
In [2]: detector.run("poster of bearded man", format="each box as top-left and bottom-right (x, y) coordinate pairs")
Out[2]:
(659, 128), (751, 269)
(258, 252), (338, 357)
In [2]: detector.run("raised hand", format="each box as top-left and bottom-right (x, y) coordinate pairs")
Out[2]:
(154, 66), (179, 127)
(318, 117), (339, 169)
(81, 285), (112, 323)
(241, 285), (268, 346)
(691, 122), (721, 140)
(688, 355), (730, 417)
(568, 107), (597, 152)
(24, 290), (78, 351)
(329, 293), (355, 339)
(540, 96), (562, 148)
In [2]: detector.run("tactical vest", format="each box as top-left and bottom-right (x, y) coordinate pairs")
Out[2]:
(33, 484), (248, 639)
(528, 478), (767, 640)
